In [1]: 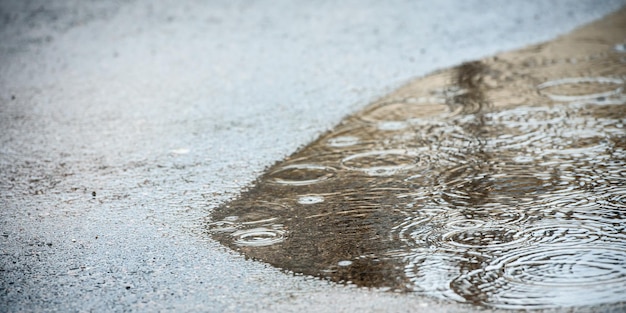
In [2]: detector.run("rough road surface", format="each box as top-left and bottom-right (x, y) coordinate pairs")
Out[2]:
(1, 1), (625, 312)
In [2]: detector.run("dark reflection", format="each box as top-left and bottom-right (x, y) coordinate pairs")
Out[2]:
(208, 8), (626, 309)
(449, 61), (489, 114)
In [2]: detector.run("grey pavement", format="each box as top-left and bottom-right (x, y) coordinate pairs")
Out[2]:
(1, 1), (625, 312)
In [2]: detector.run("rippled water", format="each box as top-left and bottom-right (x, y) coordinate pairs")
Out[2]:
(208, 9), (626, 310)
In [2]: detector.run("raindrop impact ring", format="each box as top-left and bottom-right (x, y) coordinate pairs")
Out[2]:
(537, 77), (623, 102)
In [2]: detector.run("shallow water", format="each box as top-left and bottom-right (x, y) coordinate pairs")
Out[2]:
(208, 8), (626, 309)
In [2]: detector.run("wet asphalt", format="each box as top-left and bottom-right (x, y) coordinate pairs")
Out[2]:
(1, 1), (625, 312)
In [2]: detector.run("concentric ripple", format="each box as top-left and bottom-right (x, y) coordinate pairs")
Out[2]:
(518, 223), (604, 246)
(232, 227), (286, 247)
(268, 164), (336, 185)
(208, 9), (626, 311)
(341, 150), (421, 176)
(452, 246), (626, 309)
(404, 249), (487, 302)
(442, 226), (523, 250)
(537, 77), (624, 102)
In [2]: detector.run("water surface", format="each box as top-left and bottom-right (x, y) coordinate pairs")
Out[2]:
(208, 8), (626, 309)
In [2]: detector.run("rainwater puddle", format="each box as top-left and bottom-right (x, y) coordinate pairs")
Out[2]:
(208, 9), (626, 310)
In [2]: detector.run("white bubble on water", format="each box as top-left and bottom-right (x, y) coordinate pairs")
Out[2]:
(338, 260), (353, 267)
(297, 195), (324, 205)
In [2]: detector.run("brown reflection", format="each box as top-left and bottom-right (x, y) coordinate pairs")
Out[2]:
(208, 8), (626, 309)
(449, 61), (489, 114)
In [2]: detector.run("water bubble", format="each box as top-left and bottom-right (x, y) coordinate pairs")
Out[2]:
(297, 195), (324, 205)
(232, 227), (286, 247)
(337, 260), (353, 267)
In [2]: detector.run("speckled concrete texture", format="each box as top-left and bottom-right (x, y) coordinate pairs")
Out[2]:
(1, 1), (625, 312)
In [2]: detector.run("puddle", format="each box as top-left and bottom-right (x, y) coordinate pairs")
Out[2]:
(208, 8), (626, 310)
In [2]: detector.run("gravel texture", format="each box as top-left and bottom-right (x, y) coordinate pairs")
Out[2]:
(1, 1), (625, 312)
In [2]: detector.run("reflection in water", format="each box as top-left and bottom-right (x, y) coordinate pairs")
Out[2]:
(208, 8), (626, 309)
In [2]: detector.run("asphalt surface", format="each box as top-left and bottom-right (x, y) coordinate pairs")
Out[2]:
(1, 1), (625, 312)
